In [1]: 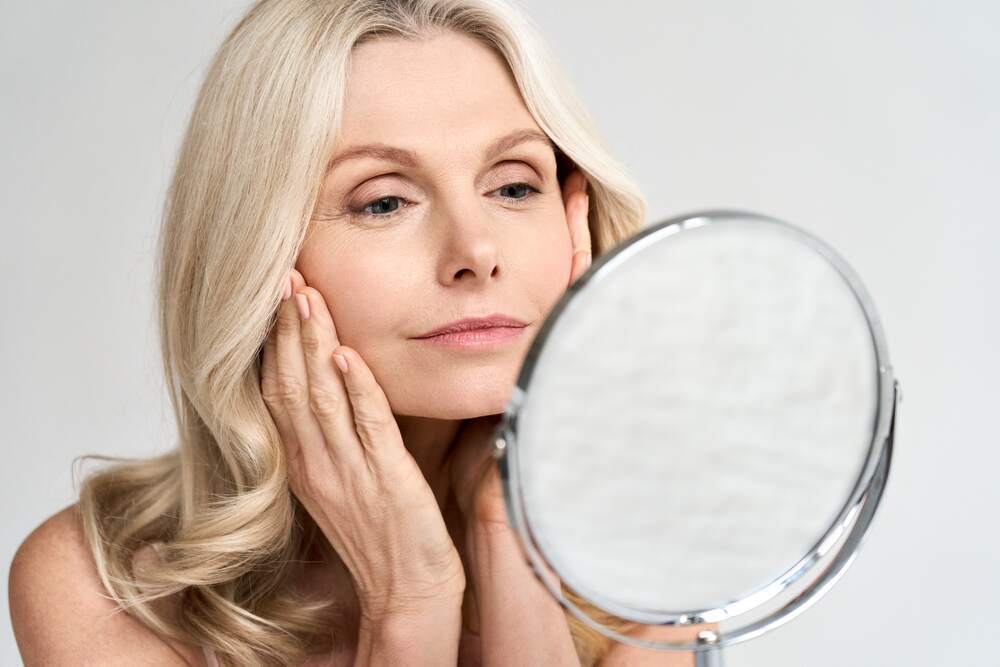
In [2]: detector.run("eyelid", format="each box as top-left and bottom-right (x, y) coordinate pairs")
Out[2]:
(495, 158), (547, 181)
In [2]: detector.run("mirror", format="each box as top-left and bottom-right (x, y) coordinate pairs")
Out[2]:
(492, 210), (899, 665)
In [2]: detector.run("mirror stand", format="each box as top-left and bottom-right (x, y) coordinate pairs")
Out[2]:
(695, 630), (724, 667)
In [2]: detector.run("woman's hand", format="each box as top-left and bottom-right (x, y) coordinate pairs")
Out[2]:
(260, 269), (466, 625)
(446, 413), (581, 667)
(445, 168), (592, 666)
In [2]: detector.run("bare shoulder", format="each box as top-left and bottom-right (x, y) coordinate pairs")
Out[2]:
(596, 622), (719, 667)
(8, 503), (200, 666)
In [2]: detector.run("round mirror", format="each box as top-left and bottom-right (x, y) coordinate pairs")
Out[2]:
(492, 210), (899, 664)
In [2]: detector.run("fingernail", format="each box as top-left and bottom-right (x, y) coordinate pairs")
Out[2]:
(295, 292), (310, 320)
(333, 352), (348, 374)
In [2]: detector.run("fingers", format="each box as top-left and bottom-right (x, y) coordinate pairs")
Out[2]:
(261, 309), (302, 478)
(261, 266), (410, 496)
(330, 345), (407, 466)
(273, 280), (342, 486)
(565, 169), (592, 286)
(294, 285), (366, 470)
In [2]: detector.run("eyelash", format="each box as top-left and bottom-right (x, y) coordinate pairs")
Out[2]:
(349, 182), (541, 220)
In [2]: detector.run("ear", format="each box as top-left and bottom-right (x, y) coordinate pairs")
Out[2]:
(564, 169), (592, 286)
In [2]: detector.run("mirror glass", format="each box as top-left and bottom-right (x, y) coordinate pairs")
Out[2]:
(497, 211), (894, 653)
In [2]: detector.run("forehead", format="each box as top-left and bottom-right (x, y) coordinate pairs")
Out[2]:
(336, 32), (542, 154)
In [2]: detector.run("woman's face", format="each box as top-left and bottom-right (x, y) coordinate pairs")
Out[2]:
(297, 31), (576, 419)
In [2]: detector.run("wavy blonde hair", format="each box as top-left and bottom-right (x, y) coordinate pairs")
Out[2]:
(74, 0), (647, 664)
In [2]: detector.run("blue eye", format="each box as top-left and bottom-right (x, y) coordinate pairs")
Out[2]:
(351, 182), (540, 220)
(357, 196), (403, 218)
(496, 182), (539, 201)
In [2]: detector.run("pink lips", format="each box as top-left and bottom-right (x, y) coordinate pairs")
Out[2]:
(412, 313), (528, 349)
(414, 314), (527, 338)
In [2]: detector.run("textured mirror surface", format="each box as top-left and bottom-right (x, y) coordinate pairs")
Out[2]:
(517, 218), (879, 613)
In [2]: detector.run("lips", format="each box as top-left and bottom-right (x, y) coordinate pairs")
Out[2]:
(414, 313), (528, 338)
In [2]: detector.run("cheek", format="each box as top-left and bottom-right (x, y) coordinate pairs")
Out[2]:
(522, 210), (575, 313)
(297, 243), (405, 353)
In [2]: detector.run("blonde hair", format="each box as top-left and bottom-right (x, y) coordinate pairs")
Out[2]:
(75, 0), (647, 664)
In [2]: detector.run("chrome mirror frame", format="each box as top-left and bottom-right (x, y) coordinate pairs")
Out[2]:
(491, 210), (899, 664)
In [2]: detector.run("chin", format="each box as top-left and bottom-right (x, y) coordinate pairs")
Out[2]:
(388, 375), (515, 420)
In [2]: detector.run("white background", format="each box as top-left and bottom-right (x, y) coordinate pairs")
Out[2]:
(2, 1), (997, 665)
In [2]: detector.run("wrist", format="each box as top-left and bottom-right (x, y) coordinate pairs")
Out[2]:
(354, 596), (464, 666)
(355, 559), (467, 627)
(463, 524), (579, 667)
(357, 584), (466, 628)
(466, 517), (542, 575)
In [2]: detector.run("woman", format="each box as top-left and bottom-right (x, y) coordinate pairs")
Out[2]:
(9, 0), (713, 664)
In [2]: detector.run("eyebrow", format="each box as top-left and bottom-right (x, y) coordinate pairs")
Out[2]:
(325, 128), (556, 174)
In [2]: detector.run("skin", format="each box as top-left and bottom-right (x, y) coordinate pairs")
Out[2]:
(301, 30), (581, 479)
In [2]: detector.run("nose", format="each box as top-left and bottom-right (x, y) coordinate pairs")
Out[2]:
(434, 196), (502, 287)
